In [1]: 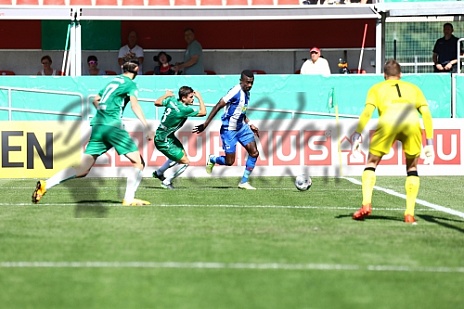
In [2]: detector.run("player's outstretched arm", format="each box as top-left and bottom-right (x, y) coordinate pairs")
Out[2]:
(194, 91), (207, 117)
(192, 98), (226, 134)
(418, 105), (434, 164)
(92, 95), (101, 109)
(155, 90), (173, 107)
(245, 116), (259, 138)
(130, 95), (154, 140)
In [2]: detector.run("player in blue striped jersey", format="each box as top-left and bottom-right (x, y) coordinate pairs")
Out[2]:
(193, 70), (260, 190)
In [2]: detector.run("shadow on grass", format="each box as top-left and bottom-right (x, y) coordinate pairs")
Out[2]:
(74, 200), (119, 218)
(417, 214), (464, 234)
(146, 184), (235, 190)
(335, 214), (403, 222)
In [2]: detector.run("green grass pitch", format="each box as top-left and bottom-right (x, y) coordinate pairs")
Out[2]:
(0, 176), (463, 309)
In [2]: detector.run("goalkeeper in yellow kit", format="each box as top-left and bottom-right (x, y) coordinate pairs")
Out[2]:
(351, 59), (435, 224)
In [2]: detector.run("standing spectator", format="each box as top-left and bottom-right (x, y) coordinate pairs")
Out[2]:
(300, 47), (331, 76)
(174, 28), (204, 75)
(84, 55), (105, 76)
(350, 60), (435, 224)
(193, 70), (260, 190)
(37, 55), (57, 76)
(433, 23), (460, 73)
(118, 31), (144, 74)
(153, 51), (176, 75)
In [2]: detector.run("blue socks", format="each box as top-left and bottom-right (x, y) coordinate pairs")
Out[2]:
(240, 156), (257, 184)
(211, 155), (226, 166)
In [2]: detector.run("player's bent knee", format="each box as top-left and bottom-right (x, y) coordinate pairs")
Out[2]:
(250, 150), (259, 158)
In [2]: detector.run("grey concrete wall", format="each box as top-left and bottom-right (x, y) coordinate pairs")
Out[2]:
(0, 48), (376, 76)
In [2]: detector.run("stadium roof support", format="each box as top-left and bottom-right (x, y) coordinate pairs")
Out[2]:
(0, 6), (381, 21)
(376, 2), (464, 17)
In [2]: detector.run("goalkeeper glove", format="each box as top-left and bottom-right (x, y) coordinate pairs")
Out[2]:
(351, 132), (362, 159)
(421, 142), (435, 165)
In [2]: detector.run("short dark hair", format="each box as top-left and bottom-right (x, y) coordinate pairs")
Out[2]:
(122, 59), (139, 73)
(41, 55), (52, 64)
(87, 55), (98, 63)
(384, 59), (401, 77)
(444, 22), (453, 30)
(241, 70), (254, 79)
(178, 86), (194, 100)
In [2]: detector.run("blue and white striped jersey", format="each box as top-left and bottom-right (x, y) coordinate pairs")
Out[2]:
(220, 84), (250, 131)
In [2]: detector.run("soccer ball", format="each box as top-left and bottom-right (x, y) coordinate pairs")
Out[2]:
(294, 174), (312, 191)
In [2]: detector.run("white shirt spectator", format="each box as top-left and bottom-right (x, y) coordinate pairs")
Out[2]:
(118, 31), (144, 74)
(300, 47), (331, 76)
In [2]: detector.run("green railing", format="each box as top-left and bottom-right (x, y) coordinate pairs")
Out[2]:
(0, 74), (456, 122)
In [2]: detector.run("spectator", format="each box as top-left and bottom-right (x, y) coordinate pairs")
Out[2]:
(118, 31), (144, 74)
(84, 55), (105, 76)
(174, 28), (204, 75)
(300, 47), (331, 75)
(37, 55), (57, 76)
(153, 51), (176, 75)
(433, 23), (460, 73)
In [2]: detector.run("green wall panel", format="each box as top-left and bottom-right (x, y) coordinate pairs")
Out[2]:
(42, 21), (121, 51)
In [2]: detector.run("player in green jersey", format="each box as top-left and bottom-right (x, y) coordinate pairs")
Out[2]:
(32, 60), (155, 206)
(152, 86), (206, 189)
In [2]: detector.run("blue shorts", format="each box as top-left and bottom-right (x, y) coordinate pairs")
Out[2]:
(220, 124), (256, 154)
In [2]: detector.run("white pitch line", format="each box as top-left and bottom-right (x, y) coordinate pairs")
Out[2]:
(0, 261), (463, 274)
(343, 177), (464, 219)
(0, 203), (442, 212)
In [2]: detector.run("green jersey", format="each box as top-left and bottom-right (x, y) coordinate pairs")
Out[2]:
(91, 75), (138, 128)
(155, 96), (199, 141)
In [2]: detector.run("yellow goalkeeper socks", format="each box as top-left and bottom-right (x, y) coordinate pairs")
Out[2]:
(361, 168), (376, 205)
(405, 174), (420, 216)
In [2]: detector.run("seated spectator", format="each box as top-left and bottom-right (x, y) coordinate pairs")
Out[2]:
(300, 47), (331, 76)
(37, 55), (57, 76)
(153, 51), (176, 75)
(84, 55), (105, 76)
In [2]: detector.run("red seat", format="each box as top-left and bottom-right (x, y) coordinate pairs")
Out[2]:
(174, 0), (196, 4)
(294, 69), (301, 74)
(0, 0), (12, 3)
(252, 69), (266, 74)
(43, 0), (66, 4)
(16, 0), (39, 4)
(122, 0), (145, 4)
(204, 70), (216, 75)
(200, 0), (222, 4)
(226, 0), (248, 4)
(69, 0), (93, 4)
(105, 70), (118, 75)
(349, 69), (366, 74)
(57, 70), (65, 76)
(277, 0), (300, 4)
(95, 0), (119, 5)
(0, 70), (15, 75)
(147, 0), (171, 4)
(144, 70), (154, 75)
(252, 0), (274, 4)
